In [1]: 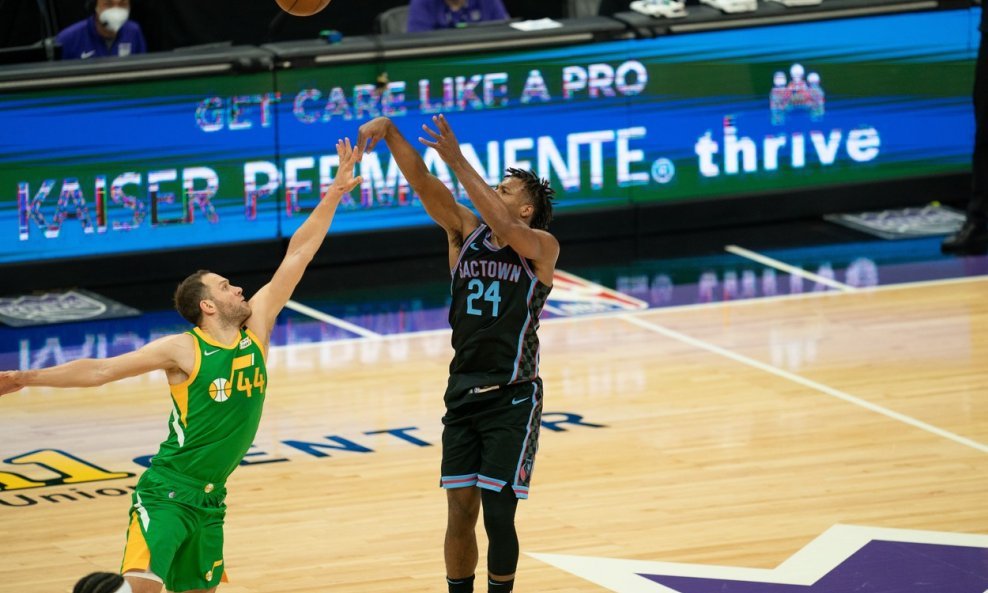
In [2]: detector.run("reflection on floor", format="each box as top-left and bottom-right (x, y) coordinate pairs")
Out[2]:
(2, 234), (987, 371)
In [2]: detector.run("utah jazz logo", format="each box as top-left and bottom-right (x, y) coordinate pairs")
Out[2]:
(209, 378), (230, 402)
(209, 354), (266, 403)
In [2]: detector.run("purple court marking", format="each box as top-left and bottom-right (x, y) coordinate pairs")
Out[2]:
(530, 526), (988, 593)
(645, 540), (988, 593)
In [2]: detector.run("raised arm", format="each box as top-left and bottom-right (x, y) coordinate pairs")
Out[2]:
(245, 139), (363, 345)
(0, 333), (193, 396)
(421, 115), (559, 274)
(357, 117), (478, 240)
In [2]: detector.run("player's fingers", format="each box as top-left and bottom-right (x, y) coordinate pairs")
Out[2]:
(437, 114), (452, 134)
(421, 124), (440, 140)
(418, 137), (438, 148)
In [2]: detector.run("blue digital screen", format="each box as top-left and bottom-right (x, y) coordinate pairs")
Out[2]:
(0, 8), (979, 264)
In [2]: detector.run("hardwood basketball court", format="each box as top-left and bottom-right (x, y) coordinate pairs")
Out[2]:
(1, 269), (986, 592)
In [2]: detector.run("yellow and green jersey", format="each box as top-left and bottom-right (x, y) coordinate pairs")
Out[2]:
(150, 327), (267, 485)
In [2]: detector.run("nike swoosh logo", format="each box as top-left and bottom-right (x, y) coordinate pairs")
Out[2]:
(469, 243), (479, 251)
(471, 385), (499, 394)
(511, 396), (529, 405)
(204, 349), (220, 356)
(81, 50), (95, 58)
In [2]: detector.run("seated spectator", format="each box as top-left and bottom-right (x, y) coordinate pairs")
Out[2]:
(56, 0), (146, 60)
(407, 0), (509, 32)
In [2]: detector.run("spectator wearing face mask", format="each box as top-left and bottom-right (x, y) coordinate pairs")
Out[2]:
(56, 0), (147, 60)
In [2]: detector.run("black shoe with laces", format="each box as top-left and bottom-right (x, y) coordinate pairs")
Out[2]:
(941, 219), (988, 254)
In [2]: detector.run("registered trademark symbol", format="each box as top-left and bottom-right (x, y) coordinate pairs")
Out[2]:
(651, 158), (675, 184)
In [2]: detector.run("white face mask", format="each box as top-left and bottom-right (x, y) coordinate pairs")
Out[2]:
(99, 7), (129, 34)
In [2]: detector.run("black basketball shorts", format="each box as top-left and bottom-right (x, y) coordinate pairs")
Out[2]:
(440, 378), (543, 499)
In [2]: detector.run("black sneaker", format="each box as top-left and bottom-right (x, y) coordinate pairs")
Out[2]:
(941, 219), (988, 254)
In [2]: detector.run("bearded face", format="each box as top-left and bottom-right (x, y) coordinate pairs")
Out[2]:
(212, 296), (251, 327)
(201, 274), (251, 327)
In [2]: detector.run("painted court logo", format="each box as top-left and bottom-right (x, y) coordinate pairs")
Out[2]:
(529, 524), (988, 592)
(1, 413), (604, 508)
(544, 270), (648, 317)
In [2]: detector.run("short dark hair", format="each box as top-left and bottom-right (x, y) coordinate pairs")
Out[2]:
(173, 270), (211, 325)
(74, 572), (125, 593)
(505, 168), (554, 230)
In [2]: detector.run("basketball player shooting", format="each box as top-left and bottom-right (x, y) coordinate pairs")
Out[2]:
(356, 114), (558, 593)
(0, 138), (362, 593)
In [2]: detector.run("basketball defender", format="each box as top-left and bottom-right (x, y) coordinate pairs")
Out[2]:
(357, 114), (558, 593)
(0, 139), (363, 593)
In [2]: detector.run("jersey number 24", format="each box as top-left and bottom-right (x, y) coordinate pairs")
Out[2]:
(466, 279), (501, 317)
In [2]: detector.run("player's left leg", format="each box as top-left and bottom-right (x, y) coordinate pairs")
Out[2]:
(476, 379), (543, 593)
(165, 503), (227, 593)
(481, 487), (519, 590)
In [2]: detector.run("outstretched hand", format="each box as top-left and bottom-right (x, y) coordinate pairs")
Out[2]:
(330, 137), (363, 196)
(0, 371), (24, 397)
(419, 114), (463, 163)
(355, 117), (392, 158)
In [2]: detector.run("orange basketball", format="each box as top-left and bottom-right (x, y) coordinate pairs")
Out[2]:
(275, 0), (332, 16)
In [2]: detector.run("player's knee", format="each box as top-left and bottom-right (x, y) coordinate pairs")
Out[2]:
(482, 489), (520, 575)
(481, 487), (518, 528)
(447, 487), (481, 528)
(122, 571), (164, 593)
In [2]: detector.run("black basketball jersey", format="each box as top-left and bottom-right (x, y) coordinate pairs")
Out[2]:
(445, 224), (552, 406)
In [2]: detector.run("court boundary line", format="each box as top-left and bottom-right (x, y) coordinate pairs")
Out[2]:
(618, 313), (988, 454)
(725, 244), (857, 292)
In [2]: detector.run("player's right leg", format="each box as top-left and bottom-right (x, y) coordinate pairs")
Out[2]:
(446, 486), (481, 579)
(121, 505), (169, 593)
(121, 469), (196, 593)
(441, 405), (484, 590)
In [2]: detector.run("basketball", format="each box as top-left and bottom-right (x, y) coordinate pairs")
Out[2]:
(209, 377), (230, 402)
(275, 0), (332, 16)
